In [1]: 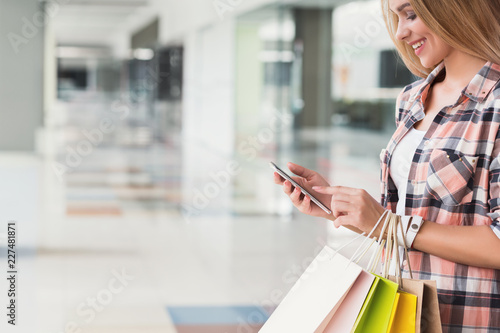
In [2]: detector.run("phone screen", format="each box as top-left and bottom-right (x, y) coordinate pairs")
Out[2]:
(269, 162), (332, 215)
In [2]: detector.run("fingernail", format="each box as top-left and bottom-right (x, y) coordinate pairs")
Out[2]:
(312, 186), (320, 190)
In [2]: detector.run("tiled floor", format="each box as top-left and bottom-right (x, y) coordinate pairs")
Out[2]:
(0, 99), (391, 332)
(167, 305), (269, 332)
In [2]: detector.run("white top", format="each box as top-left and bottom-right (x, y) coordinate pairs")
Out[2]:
(389, 128), (426, 215)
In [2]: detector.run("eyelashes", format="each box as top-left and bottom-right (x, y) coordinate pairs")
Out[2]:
(407, 12), (417, 20)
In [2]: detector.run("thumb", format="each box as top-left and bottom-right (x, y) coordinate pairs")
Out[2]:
(333, 215), (344, 229)
(287, 162), (317, 180)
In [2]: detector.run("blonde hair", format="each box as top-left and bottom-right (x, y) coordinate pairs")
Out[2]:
(381, 0), (500, 78)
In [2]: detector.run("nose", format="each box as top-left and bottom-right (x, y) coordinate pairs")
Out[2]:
(395, 20), (409, 41)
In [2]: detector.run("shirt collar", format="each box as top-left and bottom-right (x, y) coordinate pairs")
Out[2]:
(463, 61), (500, 103)
(409, 62), (445, 103)
(408, 61), (500, 104)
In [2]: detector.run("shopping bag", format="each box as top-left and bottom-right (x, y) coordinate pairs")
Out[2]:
(351, 274), (399, 333)
(323, 270), (376, 332)
(354, 212), (425, 333)
(385, 212), (442, 333)
(259, 246), (364, 333)
(387, 277), (441, 333)
(388, 276), (423, 333)
(388, 290), (417, 333)
(420, 280), (442, 333)
(387, 292), (401, 330)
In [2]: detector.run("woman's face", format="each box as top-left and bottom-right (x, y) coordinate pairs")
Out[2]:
(389, 0), (454, 68)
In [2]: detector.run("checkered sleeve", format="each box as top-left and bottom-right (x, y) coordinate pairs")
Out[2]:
(489, 165), (500, 238)
(488, 99), (500, 239)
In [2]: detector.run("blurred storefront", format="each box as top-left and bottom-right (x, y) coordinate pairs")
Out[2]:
(0, 0), (417, 332)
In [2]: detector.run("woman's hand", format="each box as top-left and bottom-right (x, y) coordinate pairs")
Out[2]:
(312, 186), (385, 236)
(273, 162), (332, 219)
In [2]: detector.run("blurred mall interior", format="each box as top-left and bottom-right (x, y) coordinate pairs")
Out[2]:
(0, 0), (416, 332)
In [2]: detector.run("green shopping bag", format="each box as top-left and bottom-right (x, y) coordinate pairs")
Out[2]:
(351, 274), (399, 333)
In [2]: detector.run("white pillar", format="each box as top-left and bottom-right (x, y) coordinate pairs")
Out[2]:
(0, 0), (44, 151)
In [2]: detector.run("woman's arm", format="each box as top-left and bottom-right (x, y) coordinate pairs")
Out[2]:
(277, 167), (500, 270)
(413, 222), (500, 269)
(313, 185), (500, 270)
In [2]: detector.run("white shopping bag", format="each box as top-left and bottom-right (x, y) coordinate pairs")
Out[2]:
(259, 246), (364, 333)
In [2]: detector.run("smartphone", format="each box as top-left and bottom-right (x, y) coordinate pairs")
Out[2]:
(269, 161), (332, 215)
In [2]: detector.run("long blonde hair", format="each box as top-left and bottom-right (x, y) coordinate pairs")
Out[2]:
(381, 0), (500, 78)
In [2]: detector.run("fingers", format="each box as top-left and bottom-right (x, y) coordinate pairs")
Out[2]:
(283, 181), (312, 213)
(279, 180), (383, 235)
(299, 194), (312, 212)
(287, 162), (317, 180)
(313, 186), (356, 216)
(282, 179), (293, 195)
(331, 200), (352, 218)
(273, 172), (285, 185)
(289, 185), (303, 203)
(313, 185), (362, 196)
(333, 215), (344, 228)
(312, 186), (333, 194)
(311, 186), (362, 218)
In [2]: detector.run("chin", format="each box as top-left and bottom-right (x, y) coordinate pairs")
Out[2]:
(419, 57), (441, 69)
(420, 60), (433, 68)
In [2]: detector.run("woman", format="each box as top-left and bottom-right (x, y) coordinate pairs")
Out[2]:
(274, 0), (500, 331)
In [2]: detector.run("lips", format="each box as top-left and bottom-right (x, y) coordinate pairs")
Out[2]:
(411, 38), (426, 51)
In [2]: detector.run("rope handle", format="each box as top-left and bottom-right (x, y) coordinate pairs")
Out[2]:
(335, 209), (414, 288)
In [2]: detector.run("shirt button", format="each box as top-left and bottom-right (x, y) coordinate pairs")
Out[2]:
(412, 180), (417, 185)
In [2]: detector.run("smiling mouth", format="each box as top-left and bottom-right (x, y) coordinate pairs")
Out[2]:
(412, 39), (426, 51)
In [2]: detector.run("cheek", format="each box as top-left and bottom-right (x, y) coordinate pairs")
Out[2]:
(412, 19), (428, 33)
(431, 39), (452, 57)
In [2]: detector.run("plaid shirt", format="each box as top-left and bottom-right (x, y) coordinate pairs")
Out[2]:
(381, 61), (500, 332)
